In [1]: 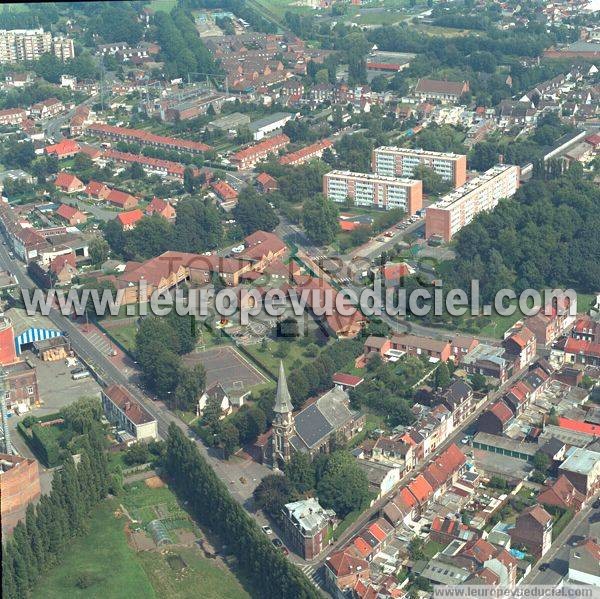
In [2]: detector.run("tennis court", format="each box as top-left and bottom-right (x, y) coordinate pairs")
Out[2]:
(183, 345), (268, 392)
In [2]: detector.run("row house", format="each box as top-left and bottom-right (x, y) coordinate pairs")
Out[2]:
(101, 384), (157, 442)
(103, 149), (198, 180)
(391, 333), (452, 363)
(502, 324), (537, 370)
(461, 343), (512, 383)
(230, 134), (290, 170)
(525, 295), (577, 345)
(0, 108), (26, 126)
(278, 139), (332, 166)
(238, 230), (287, 272)
(29, 97), (64, 119)
(438, 380), (476, 428)
(475, 400), (515, 436)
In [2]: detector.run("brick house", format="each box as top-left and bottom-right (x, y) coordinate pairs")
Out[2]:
(116, 209), (144, 231)
(363, 335), (392, 359)
(54, 172), (84, 194)
(84, 180), (111, 200)
(281, 498), (335, 560)
(475, 400), (514, 435)
(503, 325), (537, 370)
(391, 333), (452, 362)
(538, 475), (586, 512)
(256, 171), (278, 193)
(106, 189), (139, 210)
(439, 380), (475, 427)
(56, 203), (87, 226)
(2, 360), (40, 413)
(324, 549), (370, 596)
(48, 252), (77, 284)
(101, 384), (157, 441)
(509, 505), (553, 558)
(145, 197), (176, 220)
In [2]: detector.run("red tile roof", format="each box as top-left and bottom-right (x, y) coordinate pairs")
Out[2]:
(104, 148), (196, 179)
(56, 203), (81, 220)
(231, 134), (290, 163)
(88, 123), (211, 152)
(85, 180), (109, 198)
(211, 180), (238, 201)
(49, 252), (76, 274)
(332, 372), (364, 387)
(145, 197), (175, 218)
(538, 475), (585, 510)
(381, 262), (414, 281)
(104, 384), (155, 425)
(55, 172), (83, 190)
(352, 536), (373, 558)
(564, 337), (600, 359)
(107, 189), (138, 207)
(256, 172), (278, 187)
(326, 549), (369, 577)
(278, 139), (333, 166)
(489, 400), (514, 423)
(399, 487), (418, 508)
(558, 417), (600, 436)
(117, 209), (144, 228)
(407, 474), (434, 504)
(45, 139), (80, 157)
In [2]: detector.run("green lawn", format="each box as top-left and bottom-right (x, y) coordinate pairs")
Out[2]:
(243, 337), (319, 376)
(106, 321), (138, 352)
(32, 500), (155, 599)
(148, 0), (178, 13)
(423, 540), (446, 558)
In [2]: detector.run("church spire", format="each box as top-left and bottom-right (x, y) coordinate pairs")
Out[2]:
(273, 360), (293, 414)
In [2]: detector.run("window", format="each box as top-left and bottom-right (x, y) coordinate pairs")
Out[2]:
(27, 386), (34, 395)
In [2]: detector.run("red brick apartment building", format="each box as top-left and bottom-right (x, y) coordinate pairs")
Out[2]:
(103, 149), (197, 180)
(87, 122), (211, 153)
(281, 498), (335, 559)
(323, 170), (423, 215)
(425, 164), (520, 242)
(372, 146), (467, 188)
(230, 134), (290, 169)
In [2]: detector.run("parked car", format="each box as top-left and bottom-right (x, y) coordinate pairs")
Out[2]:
(261, 525), (273, 535)
(272, 538), (283, 548)
(539, 563), (550, 572)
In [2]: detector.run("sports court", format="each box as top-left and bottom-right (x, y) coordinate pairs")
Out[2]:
(183, 345), (268, 393)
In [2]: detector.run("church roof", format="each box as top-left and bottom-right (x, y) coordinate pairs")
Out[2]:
(273, 360), (294, 414)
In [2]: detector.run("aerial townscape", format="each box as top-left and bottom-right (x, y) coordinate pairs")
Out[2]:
(0, 1), (599, 598)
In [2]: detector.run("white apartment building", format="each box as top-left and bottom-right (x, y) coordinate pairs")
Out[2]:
(323, 170), (423, 215)
(0, 29), (74, 63)
(372, 146), (468, 188)
(425, 164), (520, 242)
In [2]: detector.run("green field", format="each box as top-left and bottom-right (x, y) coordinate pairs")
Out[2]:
(34, 482), (250, 599)
(147, 0), (178, 12)
(32, 501), (155, 599)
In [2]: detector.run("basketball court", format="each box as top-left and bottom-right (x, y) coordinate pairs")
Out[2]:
(183, 345), (268, 393)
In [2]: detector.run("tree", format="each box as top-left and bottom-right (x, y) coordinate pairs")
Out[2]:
(89, 236), (109, 266)
(174, 363), (206, 411)
(174, 197), (223, 252)
(277, 316), (299, 340)
(433, 363), (451, 389)
(302, 194), (339, 246)
(103, 218), (127, 256)
(60, 396), (102, 433)
(123, 442), (151, 466)
(470, 372), (487, 391)
(124, 215), (174, 260)
(412, 164), (452, 196)
(253, 473), (296, 519)
(533, 451), (550, 473)
(408, 536), (426, 561)
(284, 452), (315, 493)
(127, 162), (145, 180)
(217, 421), (240, 459)
(183, 166), (197, 194)
(316, 452), (370, 517)
(233, 187), (279, 235)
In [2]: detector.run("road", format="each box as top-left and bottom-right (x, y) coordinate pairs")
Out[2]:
(523, 500), (600, 585)
(43, 93), (99, 142)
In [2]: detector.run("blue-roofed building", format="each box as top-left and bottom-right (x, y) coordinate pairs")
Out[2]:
(15, 327), (62, 355)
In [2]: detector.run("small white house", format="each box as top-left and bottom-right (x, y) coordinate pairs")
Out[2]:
(197, 382), (231, 418)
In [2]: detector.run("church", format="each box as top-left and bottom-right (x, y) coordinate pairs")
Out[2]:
(271, 362), (365, 470)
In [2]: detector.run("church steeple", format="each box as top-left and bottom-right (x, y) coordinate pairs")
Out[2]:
(271, 361), (294, 469)
(273, 360), (293, 414)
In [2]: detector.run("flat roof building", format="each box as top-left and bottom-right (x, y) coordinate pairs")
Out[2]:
(425, 164), (520, 242)
(323, 170), (423, 215)
(372, 146), (467, 188)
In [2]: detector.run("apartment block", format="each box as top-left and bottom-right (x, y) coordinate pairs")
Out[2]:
(323, 170), (423, 215)
(425, 164), (520, 242)
(0, 29), (73, 63)
(372, 146), (467, 188)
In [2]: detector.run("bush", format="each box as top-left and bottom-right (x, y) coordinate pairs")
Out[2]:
(30, 424), (62, 467)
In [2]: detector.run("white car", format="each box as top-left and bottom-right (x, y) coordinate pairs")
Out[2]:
(262, 525), (273, 535)
(231, 244), (245, 254)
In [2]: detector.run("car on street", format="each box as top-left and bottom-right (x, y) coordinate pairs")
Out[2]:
(262, 525), (273, 535)
(593, 498), (600, 509)
(539, 563), (550, 572)
(272, 538), (283, 548)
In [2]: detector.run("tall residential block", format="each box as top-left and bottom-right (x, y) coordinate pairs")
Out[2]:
(0, 29), (74, 63)
(323, 170), (423, 215)
(372, 146), (468, 188)
(425, 164), (520, 242)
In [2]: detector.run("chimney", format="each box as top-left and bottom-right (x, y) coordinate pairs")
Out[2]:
(498, 154), (504, 165)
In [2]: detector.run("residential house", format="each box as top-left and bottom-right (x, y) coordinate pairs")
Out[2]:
(101, 384), (158, 442)
(239, 230), (287, 271)
(30, 97), (63, 119)
(48, 252), (77, 284)
(54, 172), (84, 194)
(230, 134), (290, 169)
(503, 325), (537, 370)
(451, 334), (479, 363)
(538, 474), (586, 512)
(439, 380), (475, 427)
(45, 139), (80, 159)
(278, 139), (333, 166)
(84, 180), (110, 201)
(475, 401), (514, 435)
(116, 209), (144, 231)
(55, 203), (86, 226)
(509, 505), (553, 558)
(462, 344), (511, 383)
(106, 189), (138, 210)
(197, 382), (231, 418)
(414, 79), (469, 103)
(324, 549), (370, 598)
(525, 296), (577, 345)
(282, 498), (335, 559)
(558, 448), (600, 498)
(256, 172), (278, 193)
(363, 335), (392, 360)
(371, 435), (415, 472)
(0, 108), (26, 126)
(430, 515), (477, 545)
(391, 333), (452, 363)
(145, 197), (175, 220)
(211, 180), (238, 208)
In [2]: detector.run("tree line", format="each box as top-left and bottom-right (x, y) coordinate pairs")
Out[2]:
(165, 424), (319, 599)
(2, 427), (112, 599)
